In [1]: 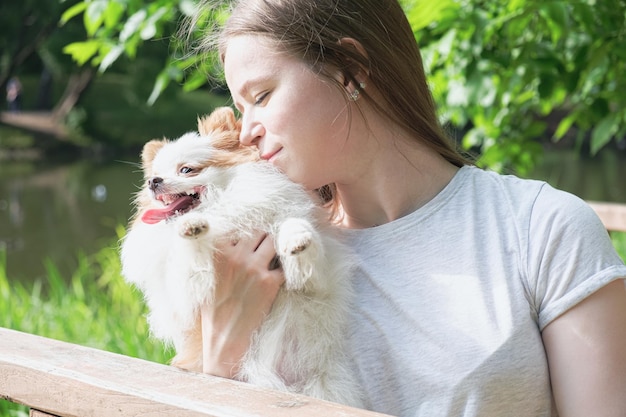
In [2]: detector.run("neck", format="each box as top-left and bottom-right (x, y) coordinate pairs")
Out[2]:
(335, 138), (459, 229)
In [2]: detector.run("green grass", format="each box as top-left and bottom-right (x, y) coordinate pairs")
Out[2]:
(613, 231), (626, 264)
(0, 225), (171, 416)
(1, 230), (625, 415)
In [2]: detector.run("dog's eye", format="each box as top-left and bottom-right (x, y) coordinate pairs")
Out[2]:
(180, 166), (194, 174)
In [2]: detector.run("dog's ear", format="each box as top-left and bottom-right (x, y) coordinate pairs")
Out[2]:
(197, 107), (259, 163)
(198, 107), (240, 136)
(198, 107), (244, 152)
(141, 139), (166, 173)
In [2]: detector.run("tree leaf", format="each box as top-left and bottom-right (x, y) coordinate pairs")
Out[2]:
(147, 71), (170, 106)
(405, 0), (459, 32)
(140, 7), (168, 40)
(591, 113), (620, 155)
(85, 0), (108, 36)
(120, 9), (147, 42)
(99, 44), (125, 72)
(60, 2), (87, 25)
(554, 112), (577, 141)
(103, 1), (126, 29)
(182, 70), (208, 92)
(63, 41), (101, 66)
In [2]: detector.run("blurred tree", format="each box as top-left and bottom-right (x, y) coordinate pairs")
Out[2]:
(0, 0), (96, 125)
(0, 0), (67, 87)
(60, 0), (213, 105)
(406, 0), (626, 172)
(61, 0), (626, 172)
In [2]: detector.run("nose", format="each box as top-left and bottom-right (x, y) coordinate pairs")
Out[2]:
(239, 113), (265, 147)
(148, 177), (163, 191)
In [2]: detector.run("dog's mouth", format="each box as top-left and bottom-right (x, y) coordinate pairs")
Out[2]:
(141, 187), (204, 224)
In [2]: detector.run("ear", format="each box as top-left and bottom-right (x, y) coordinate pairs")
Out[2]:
(337, 37), (370, 94)
(198, 106), (246, 152)
(140, 139), (166, 173)
(198, 106), (240, 136)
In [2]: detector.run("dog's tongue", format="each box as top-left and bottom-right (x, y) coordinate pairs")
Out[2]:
(141, 195), (194, 224)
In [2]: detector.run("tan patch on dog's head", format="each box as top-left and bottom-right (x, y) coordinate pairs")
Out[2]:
(198, 107), (259, 167)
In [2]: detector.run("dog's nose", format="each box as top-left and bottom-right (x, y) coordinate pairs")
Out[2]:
(148, 177), (163, 191)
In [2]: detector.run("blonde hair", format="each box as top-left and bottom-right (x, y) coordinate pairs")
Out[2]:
(189, 0), (470, 206)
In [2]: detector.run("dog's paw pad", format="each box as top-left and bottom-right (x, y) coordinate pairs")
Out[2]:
(288, 238), (311, 255)
(278, 223), (313, 256)
(179, 219), (209, 238)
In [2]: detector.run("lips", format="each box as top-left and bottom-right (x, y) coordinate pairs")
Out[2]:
(260, 147), (281, 162)
(141, 187), (204, 224)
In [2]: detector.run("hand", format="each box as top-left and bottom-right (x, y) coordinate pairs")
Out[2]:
(201, 231), (285, 378)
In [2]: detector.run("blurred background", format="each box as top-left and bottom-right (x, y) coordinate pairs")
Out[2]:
(1, 1), (625, 414)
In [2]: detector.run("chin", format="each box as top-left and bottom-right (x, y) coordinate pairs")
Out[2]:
(119, 107), (363, 407)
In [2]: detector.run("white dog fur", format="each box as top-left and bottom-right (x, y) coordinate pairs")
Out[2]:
(120, 107), (362, 407)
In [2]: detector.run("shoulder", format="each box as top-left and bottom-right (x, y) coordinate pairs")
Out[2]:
(528, 180), (605, 239)
(459, 166), (599, 228)
(463, 166), (546, 201)
(454, 166), (547, 229)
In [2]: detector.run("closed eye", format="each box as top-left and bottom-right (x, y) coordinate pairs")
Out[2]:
(255, 91), (269, 105)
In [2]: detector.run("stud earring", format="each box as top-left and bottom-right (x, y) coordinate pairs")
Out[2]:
(349, 82), (367, 101)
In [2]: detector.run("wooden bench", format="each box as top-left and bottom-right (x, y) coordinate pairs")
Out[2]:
(0, 328), (389, 417)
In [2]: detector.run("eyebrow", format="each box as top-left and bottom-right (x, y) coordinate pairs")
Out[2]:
(232, 74), (274, 113)
(236, 74), (273, 98)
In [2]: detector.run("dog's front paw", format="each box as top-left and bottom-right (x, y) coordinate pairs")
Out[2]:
(178, 215), (209, 238)
(277, 218), (313, 256)
(277, 218), (321, 291)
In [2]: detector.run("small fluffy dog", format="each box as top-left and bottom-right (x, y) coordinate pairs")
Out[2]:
(120, 107), (362, 407)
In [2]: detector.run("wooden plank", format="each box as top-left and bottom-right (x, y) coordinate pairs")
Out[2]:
(588, 201), (626, 233)
(31, 410), (60, 417)
(0, 328), (387, 417)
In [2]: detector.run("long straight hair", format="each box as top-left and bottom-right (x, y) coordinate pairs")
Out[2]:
(189, 0), (471, 206)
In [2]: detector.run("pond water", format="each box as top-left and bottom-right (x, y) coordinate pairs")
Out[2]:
(1, 156), (142, 283)
(1, 147), (625, 283)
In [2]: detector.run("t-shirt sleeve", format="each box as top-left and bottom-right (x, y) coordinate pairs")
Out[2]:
(525, 184), (626, 330)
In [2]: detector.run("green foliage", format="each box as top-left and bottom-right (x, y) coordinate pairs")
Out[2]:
(60, 0), (217, 105)
(0, 234), (170, 361)
(76, 73), (228, 146)
(613, 232), (626, 264)
(61, 0), (626, 172)
(61, 0), (181, 70)
(0, 230), (171, 415)
(0, 127), (35, 149)
(407, 0), (626, 173)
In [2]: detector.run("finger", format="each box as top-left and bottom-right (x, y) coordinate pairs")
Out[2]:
(253, 233), (276, 258)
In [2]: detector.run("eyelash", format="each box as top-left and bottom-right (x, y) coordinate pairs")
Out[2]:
(255, 92), (269, 105)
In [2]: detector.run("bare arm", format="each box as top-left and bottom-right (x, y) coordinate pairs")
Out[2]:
(542, 278), (626, 417)
(201, 232), (284, 378)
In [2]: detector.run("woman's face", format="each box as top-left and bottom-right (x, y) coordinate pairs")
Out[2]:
(223, 35), (356, 190)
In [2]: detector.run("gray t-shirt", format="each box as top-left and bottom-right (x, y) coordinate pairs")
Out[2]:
(342, 165), (626, 417)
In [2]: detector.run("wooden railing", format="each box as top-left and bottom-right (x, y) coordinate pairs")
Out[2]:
(2, 202), (625, 417)
(587, 201), (626, 233)
(0, 327), (388, 417)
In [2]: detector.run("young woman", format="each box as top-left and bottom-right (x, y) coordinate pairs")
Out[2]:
(191, 1), (626, 416)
